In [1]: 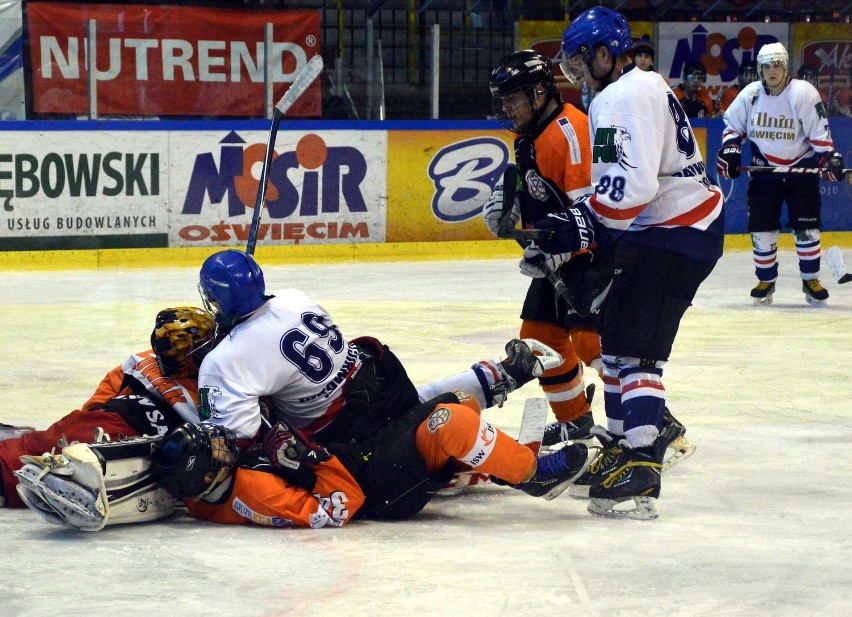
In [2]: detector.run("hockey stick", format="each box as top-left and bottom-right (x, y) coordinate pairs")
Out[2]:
(246, 54), (324, 255)
(738, 165), (851, 175)
(494, 165), (579, 311)
(826, 246), (852, 284)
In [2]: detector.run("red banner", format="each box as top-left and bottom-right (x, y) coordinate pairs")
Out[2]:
(27, 3), (321, 117)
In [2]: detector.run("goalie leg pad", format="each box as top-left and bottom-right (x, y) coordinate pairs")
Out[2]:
(14, 462), (104, 531)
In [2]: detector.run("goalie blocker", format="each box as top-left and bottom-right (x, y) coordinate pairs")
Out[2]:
(14, 435), (174, 531)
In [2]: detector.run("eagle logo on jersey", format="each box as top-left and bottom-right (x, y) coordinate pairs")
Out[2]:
(197, 385), (222, 421)
(524, 168), (550, 201)
(592, 126), (637, 170)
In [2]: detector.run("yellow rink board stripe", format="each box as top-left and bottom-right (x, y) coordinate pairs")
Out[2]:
(0, 232), (850, 271)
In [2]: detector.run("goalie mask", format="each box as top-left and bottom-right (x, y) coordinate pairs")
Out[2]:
(489, 50), (559, 134)
(151, 307), (216, 379)
(153, 422), (242, 500)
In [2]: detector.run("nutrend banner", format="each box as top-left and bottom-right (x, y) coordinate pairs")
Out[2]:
(26, 3), (320, 117)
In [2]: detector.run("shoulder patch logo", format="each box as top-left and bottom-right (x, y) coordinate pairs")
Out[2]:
(592, 126), (636, 170)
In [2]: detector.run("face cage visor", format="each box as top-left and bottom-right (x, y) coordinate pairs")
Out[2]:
(560, 46), (594, 85)
(491, 85), (537, 133)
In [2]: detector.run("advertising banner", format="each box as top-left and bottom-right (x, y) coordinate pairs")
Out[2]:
(26, 3), (321, 117)
(169, 128), (387, 247)
(0, 0), (24, 119)
(791, 23), (850, 118)
(386, 129), (513, 243)
(0, 130), (168, 250)
(657, 22), (789, 108)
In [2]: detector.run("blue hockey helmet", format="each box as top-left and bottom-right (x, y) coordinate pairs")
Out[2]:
(198, 250), (267, 328)
(560, 7), (633, 84)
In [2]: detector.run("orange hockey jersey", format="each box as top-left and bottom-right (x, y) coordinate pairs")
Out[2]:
(183, 455), (365, 528)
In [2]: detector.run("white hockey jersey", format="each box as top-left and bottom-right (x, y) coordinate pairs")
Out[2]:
(721, 78), (835, 165)
(586, 66), (724, 262)
(197, 289), (361, 440)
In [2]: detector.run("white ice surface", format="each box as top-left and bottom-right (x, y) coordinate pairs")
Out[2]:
(1, 250), (850, 617)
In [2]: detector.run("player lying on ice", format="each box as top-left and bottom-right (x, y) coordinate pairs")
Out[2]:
(9, 250), (594, 529)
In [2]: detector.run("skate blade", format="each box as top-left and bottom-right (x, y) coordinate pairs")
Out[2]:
(752, 295), (773, 306)
(588, 496), (658, 520)
(804, 296), (827, 307)
(663, 436), (697, 471)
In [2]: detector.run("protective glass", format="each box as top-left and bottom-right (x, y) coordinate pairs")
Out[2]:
(760, 60), (785, 72)
(491, 88), (534, 132)
(685, 71), (707, 84)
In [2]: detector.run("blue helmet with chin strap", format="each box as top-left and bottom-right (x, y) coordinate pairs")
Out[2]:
(198, 250), (268, 329)
(560, 7), (633, 83)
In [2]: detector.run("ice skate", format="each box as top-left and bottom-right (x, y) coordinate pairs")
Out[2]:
(802, 279), (828, 307)
(542, 385), (596, 448)
(498, 339), (563, 392)
(0, 423), (35, 442)
(515, 442), (592, 500)
(587, 440), (663, 521)
(566, 426), (624, 499)
(750, 281), (775, 305)
(659, 408), (696, 471)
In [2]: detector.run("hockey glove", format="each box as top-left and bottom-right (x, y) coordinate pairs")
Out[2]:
(519, 244), (570, 278)
(482, 180), (520, 238)
(716, 142), (741, 179)
(264, 420), (331, 491)
(533, 204), (595, 255)
(819, 151), (845, 182)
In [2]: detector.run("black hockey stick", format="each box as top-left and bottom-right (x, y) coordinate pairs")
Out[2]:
(246, 54), (324, 256)
(495, 165), (579, 311)
(738, 165), (851, 175)
(496, 165), (549, 242)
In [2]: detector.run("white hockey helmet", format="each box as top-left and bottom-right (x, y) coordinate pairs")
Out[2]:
(756, 42), (788, 78)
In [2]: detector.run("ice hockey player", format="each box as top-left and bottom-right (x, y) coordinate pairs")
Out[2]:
(717, 42), (845, 306)
(718, 61), (759, 114)
(672, 60), (715, 118)
(483, 49), (608, 450)
(143, 387), (593, 528)
(540, 6), (723, 519)
(1, 307), (215, 520)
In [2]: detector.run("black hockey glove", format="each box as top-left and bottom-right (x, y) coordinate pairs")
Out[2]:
(533, 201), (595, 255)
(264, 421), (331, 491)
(819, 151), (845, 182)
(716, 142), (741, 179)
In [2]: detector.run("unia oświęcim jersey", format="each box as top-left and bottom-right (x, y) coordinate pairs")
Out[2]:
(721, 78), (836, 165)
(198, 289), (361, 440)
(585, 65), (724, 262)
(516, 102), (592, 228)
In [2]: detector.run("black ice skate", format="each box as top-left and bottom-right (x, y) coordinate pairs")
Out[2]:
(659, 408), (696, 470)
(515, 442), (592, 500)
(587, 440), (663, 521)
(802, 279), (829, 307)
(750, 281), (776, 306)
(542, 385), (596, 447)
(565, 426), (625, 499)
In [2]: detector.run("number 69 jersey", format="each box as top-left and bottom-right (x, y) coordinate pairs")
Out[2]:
(586, 65), (724, 263)
(197, 289), (361, 441)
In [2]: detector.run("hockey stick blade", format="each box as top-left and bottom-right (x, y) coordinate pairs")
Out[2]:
(275, 55), (324, 117)
(246, 55), (324, 255)
(826, 246), (852, 284)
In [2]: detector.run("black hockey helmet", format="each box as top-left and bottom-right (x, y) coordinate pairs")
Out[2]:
(797, 63), (820, 89)
(153, 422), (242, 500)
(683, 60), (707, 82)
(738, 61), (758, 89)
(489, 50), (559, 134)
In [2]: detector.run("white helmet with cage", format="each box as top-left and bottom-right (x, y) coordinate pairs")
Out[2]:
(756, 42), (788, 78)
